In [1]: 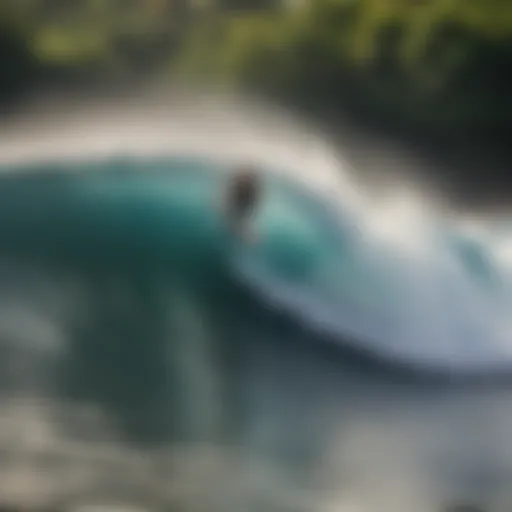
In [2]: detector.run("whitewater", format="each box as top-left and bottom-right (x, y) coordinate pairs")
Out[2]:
(0, 90), (511, 378)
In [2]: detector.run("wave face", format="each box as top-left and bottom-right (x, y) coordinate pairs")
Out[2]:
(0, 155), (511, 377)
(2, 95), (512, 511)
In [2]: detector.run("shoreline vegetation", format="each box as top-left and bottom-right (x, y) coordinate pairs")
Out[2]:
(1, 0), (511, 197)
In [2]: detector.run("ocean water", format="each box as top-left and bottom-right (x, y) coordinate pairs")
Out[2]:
(0, 97), (512, 511)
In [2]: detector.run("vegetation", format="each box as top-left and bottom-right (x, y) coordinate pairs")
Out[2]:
(1, 0), (511, 163)
(178, 0), (512, 156)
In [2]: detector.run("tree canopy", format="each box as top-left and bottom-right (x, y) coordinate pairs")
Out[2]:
(0, 0), (510, 163)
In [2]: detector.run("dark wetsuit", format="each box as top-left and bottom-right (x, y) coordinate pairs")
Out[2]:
(227, 171), (260, 219)
(224, 168), (261, 241)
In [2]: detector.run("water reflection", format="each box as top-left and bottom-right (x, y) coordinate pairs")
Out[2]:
(0, 263), (511, 512)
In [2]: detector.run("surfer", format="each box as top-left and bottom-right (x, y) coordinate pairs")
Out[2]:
(222, 163), (262, 243)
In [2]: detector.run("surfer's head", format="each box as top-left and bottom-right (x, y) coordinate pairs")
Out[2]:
(233, 163), (259, 187)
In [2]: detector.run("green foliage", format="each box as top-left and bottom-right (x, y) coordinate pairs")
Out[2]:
(178, 0), (512, 148)
(0, 0), (510, 155)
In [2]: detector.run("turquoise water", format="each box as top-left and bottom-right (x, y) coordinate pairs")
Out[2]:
(1, 156), (512, 374)
(1, 156), (512, 510)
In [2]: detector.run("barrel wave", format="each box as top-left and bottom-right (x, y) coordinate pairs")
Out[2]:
(0, 155), (511, 379)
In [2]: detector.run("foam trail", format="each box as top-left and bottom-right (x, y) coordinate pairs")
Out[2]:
(164, 286), (222, 441)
